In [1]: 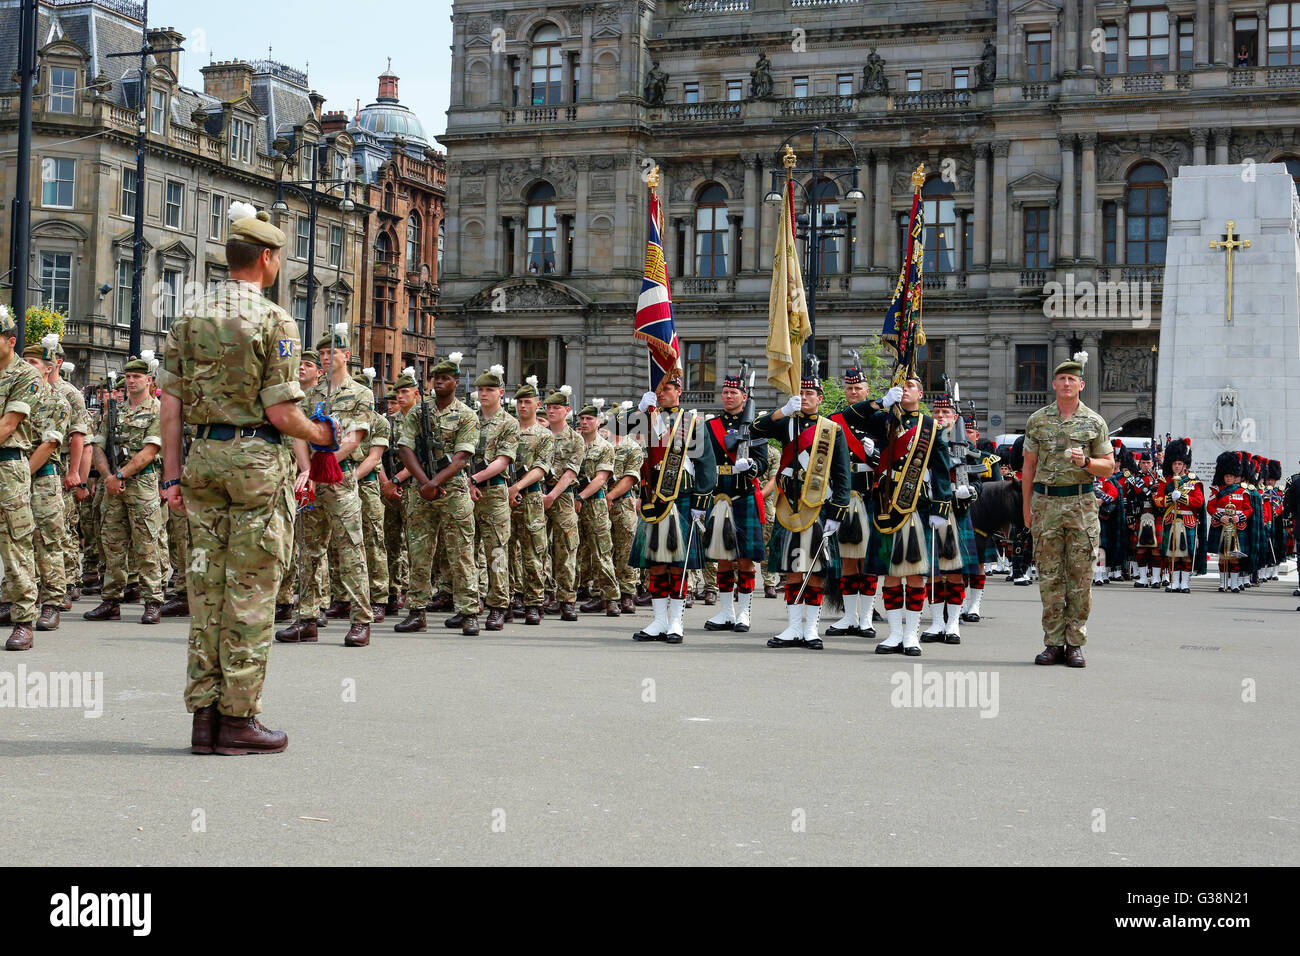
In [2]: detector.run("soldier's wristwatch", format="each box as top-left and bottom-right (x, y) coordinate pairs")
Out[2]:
(114, 470), (125, 481)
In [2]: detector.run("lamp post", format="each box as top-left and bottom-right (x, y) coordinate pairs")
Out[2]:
(271, 138), (355, 346)
(764, 126), (865, 367)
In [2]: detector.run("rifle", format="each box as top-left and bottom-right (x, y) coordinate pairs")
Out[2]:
(406, 365), (449, 483)
(942, 375), (973, 508)
(104, 371), (122, 475)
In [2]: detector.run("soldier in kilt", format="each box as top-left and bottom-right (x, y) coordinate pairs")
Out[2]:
(920, 396), (982, 645)
(751, 359), (850, 650)
(826, 359), (879, 638)
(701, 370), (768, 633)
(1153, 437), (1204, 593)
(629, 374), (716, 644)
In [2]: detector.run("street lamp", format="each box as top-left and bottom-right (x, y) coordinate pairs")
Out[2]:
(767, 126), (865, 366)
(273, 136), (355, 345)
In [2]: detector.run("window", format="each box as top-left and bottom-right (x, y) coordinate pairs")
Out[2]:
(526, 182), (557, 274)
(159, 269), (181, 332)
(210, 194), (224, 240)
(437, 222), (445, 271)
(952, 67), (970, 89)
(1016, 344), (1048, 393)
(229, 118), (253, 164)
(327, 298), (345, 327)
(1026, 31), (1052, 81)
(1126, 162), (1168, 265)
(38, 253), (72, 314)
(292, 295), (307, 341)
(376, 232), (392, 264)
(121, 167), (138, 218)
(511, 58), (521, 106)
(695, 183), (730, 277)
(922, 177), (958, 274)
(727, 79), (743, 101)
(1179, 20), (1195, 70)
(793, 76), (809, 98)
(329, 225), (343, 268)
(1267, 2), (1300, 65)
(149, 89), (165, 135)
(48, 66), (75, 113)
(1128, 9), (1169, 73)
(406, 212), (421, 268)
(530, 24), (563, 105)
(683, 82), (700, 104)
(41, 157), (74, 208)
(1104, 24), (1119, 74)
(906, 70), (923, 92)
(374, 283), (395, 327)
(333, 150), (346, 182)
(165, 180), (183, 229)
(683, 340), (716, 400)
(571, 57), (580, 102)
(115, 261), (133, 327)
(1023, 207), (1049, 268)
(520, 338), (548, 387)
(408, 301), (418, 332)
(297, 218), (311, 259)
(504, 219), (515, 274)
(1281, 156), (1300, 191)
(1103, 200), (1117, 264)
(838, 74), (854, 96)
(918, 338), (946, 394)
(1234, 16), (1259, 66)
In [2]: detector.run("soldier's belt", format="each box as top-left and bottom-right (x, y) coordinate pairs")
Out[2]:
(362, 472), (379, 482)
(853, 463), (872, 474)
(195, 423), (281, 444)
(1032, 482), (1090, 497)
(485, 476), (507, 487)
(521, 483), (542, 494)
(133, 463), (158, 478)
(0, 448), (26, 462)
(34, 462), (59, 479)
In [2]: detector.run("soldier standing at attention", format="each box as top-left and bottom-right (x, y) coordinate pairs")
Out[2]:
(0, 306), (45, 651)
(542, 386), (583, 623)
(468, 365), (519, 631)
(84, 357), (166, 625)
(274, 348), (322, 623)
(350, 370), (391, 623)
(50, 343), (89, 606)
(506, 377), (555, 626)
(608, 405), (646, 615)
(1021, 353), (1114, 668)
(160, 204), (338, 754)
(574, 403), (622, 617)
(21, 339), (71, 632)
(380, 384), (410, 614)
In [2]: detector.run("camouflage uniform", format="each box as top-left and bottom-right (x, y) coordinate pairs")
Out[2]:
(81, 404), (104, 583)
(29, 379), (70, 610)
(398, 395), (480, 615)
(511, 421), (555, 608)
(166, 424), (194, 601)
(473, 406), (519, 611)
(92, 393), (166, 604)
(0, 352), (43, 628)
(299, 376), (373, 626)
(52, 375), (88, 587)
(383, 411), (409, 597)
(356, 407), (390, 608)
(1023, 401), (1111, 648)
(547, 424), (585, 603)
(160, 278), (302, 716)
(609, 438), (644, 598)
(577, 434), (620, 602)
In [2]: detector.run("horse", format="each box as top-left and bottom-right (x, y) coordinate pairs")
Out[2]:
(968, 479), (1024, 565)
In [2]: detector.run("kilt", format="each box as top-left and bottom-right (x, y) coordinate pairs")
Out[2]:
(702, 491), (765, 561)
(837, 490), (873, 561)
(630, 498), (705, 569)
(865, 509), (934, 577)
(766, 517), (841, 578)
(1162, 519), (1196, 559)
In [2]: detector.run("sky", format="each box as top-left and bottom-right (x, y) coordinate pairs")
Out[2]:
(149, 0), (453, 146)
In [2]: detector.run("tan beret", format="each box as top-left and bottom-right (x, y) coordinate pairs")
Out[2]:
(229, 210), (286, 249)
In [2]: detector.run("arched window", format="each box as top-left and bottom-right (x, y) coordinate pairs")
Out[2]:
(922, 176), (958, 273)
(1126, 163), (1167, 265)
(375, 231), (392, 264)
(406, 211), (421, 268)
(437, 221), (445, 271)
(695, 183), (729, 277)
(531, 24), (563, 105)
(804, 178), (846, 275)
(526, 181), (557, 274)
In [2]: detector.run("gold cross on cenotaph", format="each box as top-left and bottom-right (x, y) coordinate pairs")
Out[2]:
(1209, 220), (1251, 324)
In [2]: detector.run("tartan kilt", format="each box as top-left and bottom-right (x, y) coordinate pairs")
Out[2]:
(765, 516), (842, 577)
(837, 491), (873, 561)
(630, 498), (704, 569)
(865, 510), (932, 577)
(1162, 519), (1196, 559)
(702, 491), (766, 561)
(952, 508), (981, 576)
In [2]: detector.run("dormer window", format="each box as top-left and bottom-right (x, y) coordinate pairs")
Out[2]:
(48, 67), (76, 113)
(229, 118), (253, 164)
(150, 89), (166, 134)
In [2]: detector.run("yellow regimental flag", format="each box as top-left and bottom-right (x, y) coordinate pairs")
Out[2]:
(766, 178), (808, 397)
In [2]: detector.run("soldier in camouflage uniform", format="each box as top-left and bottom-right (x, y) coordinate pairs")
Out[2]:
(542, 388), (583, 622)
(395, 354), (481, 635)
(380, 387), (409, 612)
(608, 408), (645, 614)
(574, 404), (622, 616)
(1022, 355), (1114, 668)
(274, 348), (322, 622)
(161, 421), (193, 617)
(84, 357), (166, 625)
(0, 306), (45, 650)
(49, 345), (89, 607)
(275, 328), (373, 647)
(507, 377), (554, 625)
(350, 371), (390, 623)
(80, 383), (112, 590)
(468, 366), (519, 631)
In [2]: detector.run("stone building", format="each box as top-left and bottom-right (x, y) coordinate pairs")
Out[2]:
(0, 0), (365, 383)
(436, 0), (1300, 435)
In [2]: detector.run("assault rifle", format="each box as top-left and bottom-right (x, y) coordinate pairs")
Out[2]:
(104, 370), (122, 474)
(407, 366), (449, 482)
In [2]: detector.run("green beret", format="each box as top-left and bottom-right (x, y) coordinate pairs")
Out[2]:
(384, 390), (397, 402)
(123, 358), (150, 375)
(1053, 359), (1085, 378)
(315, 330), (350, 352)
(300, 348), (320, 366)
(515, 383), (539, 400)
(577, 404), (600, 419)
(21, 344), (46, 361)
(431, 360), (460, 377)
(0, 307), (16, 336)
(545, 389), (572, 406)
(351, 373), (372, 387)
(474, 370), (504, 388)
(394, 374), (417, 390)
(228, 209), (286, 249)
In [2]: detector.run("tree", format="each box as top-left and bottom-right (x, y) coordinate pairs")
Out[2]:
(24, 304), (66, 348)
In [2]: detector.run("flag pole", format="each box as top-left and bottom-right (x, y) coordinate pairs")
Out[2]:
(646, 164), (661, 395)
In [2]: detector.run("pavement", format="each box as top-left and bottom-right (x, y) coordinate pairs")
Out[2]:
(2, 570), (1297, 866)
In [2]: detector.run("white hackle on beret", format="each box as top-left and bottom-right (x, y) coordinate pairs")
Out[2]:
(402, 366), (415, 380)
(228, 200), (258, 222)
(448, 351), (463, 366)
(1073, 350), (1089, 371)
(526, 374), (539, 388)
(489, 363), (505, 378)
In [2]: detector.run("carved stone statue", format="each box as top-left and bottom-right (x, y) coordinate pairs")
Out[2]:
(1213, 387), (1241, 440)
(749, 51), (773, 99)
(862, 47), (889, 95)
(977, 39), (997, 88)
(644, 60), (668, 106)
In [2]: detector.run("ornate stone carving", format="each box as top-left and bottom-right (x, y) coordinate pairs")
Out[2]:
(861, 47), (888, 95)
(463, 180), (485, 203)
(1213, 386), (1242, 440)
(1228, 128), (1288, 164)
(1101, 347), (1155, 393)
(644, 60), (668, 105)
(1098, 135), (1190, 181)
(1078, 132), (1097, 150)
(505, 12), (526, 37)
(976, 39), (996, 88)
(593, 154), (616, 170)
(467, 16), (491, 35)
(973, 142), (991, 159)
(596, 3), (621, 26)
(563, 7), (584, 33)
(749, 51), (773, 99)
(991, 140), (1010, 157)
(467, 281), (585, 311)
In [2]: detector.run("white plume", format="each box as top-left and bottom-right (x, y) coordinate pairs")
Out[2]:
(0, 305), (10, 320)
(107, 369), (117, 382)
(469, 390), (478, 403)
(228, 200), (258, 223)
(149, 358), (159, 373)
(332, 322), (349, 339)
(140, 349), (154, 363)
(402, 366), (416, 380)
(448, 351), (463, 366)
(41, 332), (59, 351)
(362, 366), (375, 382)
(526, 374), (539, 388)
(62, 361), (75, 375)
(1073, 350), (1089, 371)
(489, 363), (504, 378)
(560, 384), (572, 397)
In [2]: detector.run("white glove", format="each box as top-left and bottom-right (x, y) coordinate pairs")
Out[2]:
(638, 390), (657, 413)
(1171, 489), (1182, 502)
(690, 509), (706, 524)
(928, 514), (948, 531)
(732, 457), (753, 474)
(781, 395), (802, 416)
(823, 519), (841, 536)
(955, 485), (973, 500)
(860, 436), (875, 456)
(881, 386), (904, 409)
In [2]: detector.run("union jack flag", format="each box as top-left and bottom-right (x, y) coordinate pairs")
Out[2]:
(881, 189), (926, 384)
(634, 191), (681, 389)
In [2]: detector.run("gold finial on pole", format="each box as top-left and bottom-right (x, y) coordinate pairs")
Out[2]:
(782, 144), (798, 180)
(911, 163), (926, 193)
(646, 164), (660, 191)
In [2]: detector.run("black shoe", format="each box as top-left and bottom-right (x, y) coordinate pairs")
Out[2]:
(703, 619), (735, 631)
(664, 633), (683, 645)
(632, 629), (666, 642)
(801, 637), (823, 650)
(943, 632), (961, 645)
(875, 642), (904, 654)
(919, 630), (945, 643)
(824, 623), (856, 636)
(903, 646), (922, 656)
(859, 626), (876, 639)
(960, 612), (980, 623)
(767, 637), (797, 648)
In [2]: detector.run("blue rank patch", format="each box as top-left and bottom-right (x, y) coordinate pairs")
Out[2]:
(279, 340), (294, 357)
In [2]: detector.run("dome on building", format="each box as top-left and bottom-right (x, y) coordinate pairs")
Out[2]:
(353, 62), (430, 154)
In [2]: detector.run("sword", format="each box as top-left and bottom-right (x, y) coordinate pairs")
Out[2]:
(794, 526), (835, 604)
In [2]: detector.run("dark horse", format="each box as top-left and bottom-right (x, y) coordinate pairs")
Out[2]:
(968, 479), (1027, 571)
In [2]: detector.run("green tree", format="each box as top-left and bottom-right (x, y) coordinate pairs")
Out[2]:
(24, 304), (66, 349)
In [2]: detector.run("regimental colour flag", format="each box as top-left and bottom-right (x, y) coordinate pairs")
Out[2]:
(881, 179), (926, 385)
(766, 177), (809, 397)
(634, 190), (681, 389)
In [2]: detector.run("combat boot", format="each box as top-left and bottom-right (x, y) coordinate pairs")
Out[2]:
(191, 706), (217, 755)
(394, 610), (426, 632)
(560, 602), (578, 622)
(576, 585), (592, 602)
(5, 622), (33, 651)
(160, 596), (190, 617)
(485, 607), (506, 631)
(58, 589), (74, 612)
(274, 603), (294, 622)
(214, 714), (287, 755)
(578, 595), (606, 613)
(510, 594), (525, 615)
(524, 606), (542, 625)
(83, 600), (121, 621)
(141, 602), (162, 625)
(0, 602), (11, 625)
(384, 593), (401, 616)
(324, 600), (350, 619)
(122, 583), (140, 603)
(274, 619), (318, 643)
(542, 595), (562, 615)
(619, 593), (636, 615)
(460, 615), (480, 636)
(370, 604), (386, 623)
(344, 623), (370, 647)
(35, 605), (60, 631)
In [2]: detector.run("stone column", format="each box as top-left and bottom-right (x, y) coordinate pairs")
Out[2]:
(443, 164), (461, 278)
(986, 334), (1009, 426)
(990, 141), (1010, 266)
(759, 176), (777, 272)
(1050, 22), (1061, 77)
(557, 215), (570, 274)
(512, 215), (526, 275)
(1014, 24), (1026, 80)
(1115, 203), (1126, 265)
(729, 213), (742, 275)
(1051, 330), (1068, 370)
(873, 151), (891, 268)
(1118, 17), (1128, 73)
(1079, 133), (1097, 261)
(1083, 0), (1101, 72)
(665, 216), (680, 278)
(1059, 133), (1076, 262)
(619, 3), (635, 96)
(683, 218), (695, 277)
(574, 157), (590, 272)
(579, 8), (594, 102)
(450, 13), (467, 108)
(1192, 127), (1209, 166)
(854, 187), (869, 273)
(1214, 0), (1229, 65)
(613, 155), (630, 272)
(1196, 0), (1211, 66)
(1064, 0), (1079, 72)
(1011, 199), (1025, 268)
(973, 143), (990, 268)
(484, 162), (500, 274)
(548, 336), (561, 393)
(561, 51), (572, 104)
(1213, 127), (1230, 165)
(742, 152), (758, 272)
(1047, 198), (1059, 264)
(1082, 332), (1101, 407)
(566, 335), (586, 399)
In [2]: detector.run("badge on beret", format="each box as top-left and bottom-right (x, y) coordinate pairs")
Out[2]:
(279, 340), (294, 357)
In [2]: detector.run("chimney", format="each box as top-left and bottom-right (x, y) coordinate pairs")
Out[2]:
(309, 90), (326, 121)
(146, 27), (185, 77)
(200, 60), (255, 103)
(321, 110), (349, 135)
(377, 64), (399, 103)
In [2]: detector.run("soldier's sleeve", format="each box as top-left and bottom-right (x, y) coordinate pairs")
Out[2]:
(620, 442), (643, 481)
(452, 407), (479, 455)
(143, 402), (163, 448)
(537, 432), (556, 478)
(929, 427), (955, 514)
(498, 417), (519, 463)
(370, 410), (390, 448)
(396, 406), (415, 449)
(3, 370), (34, 420)
(827, 425), (851, 519)
(749, 428), (769, 474)
(838, 399), (890, 441)
(158, 322), (184, 398)
(33, 394), (64, 446)
(595, 440), (615, 475)
(1089, 413), (1111, 458)
(690, 417), (717, 509)
(259, 313), (306, 410)
(559, 433), (582, 476)
(1022, 410), (1041, 454)
(750, 411), (778, 439)
(65, 387), (89, 435)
